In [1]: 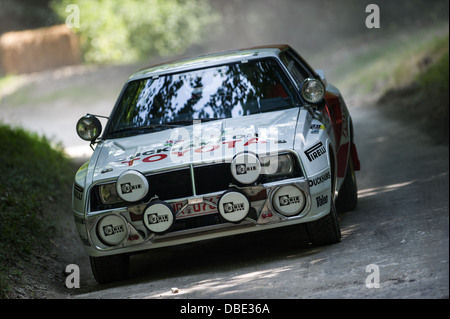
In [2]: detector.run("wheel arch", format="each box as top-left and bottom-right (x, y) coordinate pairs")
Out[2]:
(327, 143), (337, 201)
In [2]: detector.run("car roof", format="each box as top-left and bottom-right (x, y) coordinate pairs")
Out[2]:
(128, 44), (291, 82)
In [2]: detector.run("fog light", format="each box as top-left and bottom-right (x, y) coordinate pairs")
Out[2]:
(116, 170), (149, 202)
(272, 185), (306, 216)
(231, 152), (261, 184)
(76, 114), (102, 142)
(143, 200), (175, 234)
(218, 190), (250, 223)
(97, 214), (128, 246)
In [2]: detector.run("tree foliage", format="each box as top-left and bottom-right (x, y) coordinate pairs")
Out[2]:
(51, 0), (217, 63)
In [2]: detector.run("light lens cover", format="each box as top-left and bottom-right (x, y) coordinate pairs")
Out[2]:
(143, 200), (175, 234)
(272, 185), (306, 216)
(260, 154), (294, 175)
(116, 170), (149, 202)
(218, 190), (250, 223)
(96, 214), (128, 246)
(231, 152), (261, 184)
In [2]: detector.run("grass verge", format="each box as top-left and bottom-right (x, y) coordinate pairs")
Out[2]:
(310, 23), (449, 100)
(0, 124), (73, 298)
(377, 33), (449, 145)
(311, 23), (448, 145)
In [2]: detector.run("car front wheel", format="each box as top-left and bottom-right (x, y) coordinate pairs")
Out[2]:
(90, 254), (130, 284)
(306, 201), (342, 246)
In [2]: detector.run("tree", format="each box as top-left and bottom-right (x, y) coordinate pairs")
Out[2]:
(51, 0), (217, 63)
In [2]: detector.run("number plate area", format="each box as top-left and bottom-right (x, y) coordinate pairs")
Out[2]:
(172, 196), (220, 219)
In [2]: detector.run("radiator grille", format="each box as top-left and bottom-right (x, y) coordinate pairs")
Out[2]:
(90, 163), (233, 211)
(90, 155), (302, 212)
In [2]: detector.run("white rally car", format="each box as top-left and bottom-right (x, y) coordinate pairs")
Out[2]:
(73, 45), (360, 283)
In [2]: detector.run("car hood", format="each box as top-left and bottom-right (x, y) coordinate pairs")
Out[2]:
(92, 108), (300, 182)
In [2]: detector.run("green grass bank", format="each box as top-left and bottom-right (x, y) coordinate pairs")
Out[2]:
(0, 124), (73, 298)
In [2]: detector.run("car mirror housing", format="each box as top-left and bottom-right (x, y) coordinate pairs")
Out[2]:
(315, 69), (328, 88)
(76, 114), (102, 142)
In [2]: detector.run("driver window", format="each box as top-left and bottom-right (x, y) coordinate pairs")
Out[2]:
(280, 52), (307, 87)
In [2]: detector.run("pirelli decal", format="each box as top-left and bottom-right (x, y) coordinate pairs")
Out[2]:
(73, 184), (84, 200)
(305, 142), (326, 162)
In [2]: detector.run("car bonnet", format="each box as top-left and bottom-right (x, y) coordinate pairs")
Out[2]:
(91, 108), (300, 182)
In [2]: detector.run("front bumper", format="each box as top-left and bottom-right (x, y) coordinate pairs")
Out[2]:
(74, 176), (331, 257)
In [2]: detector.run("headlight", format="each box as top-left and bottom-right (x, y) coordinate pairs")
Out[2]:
(99, 183), (122, 205)
(76, 114), (102, 141)
(260, 154), (294, 175)
(301, 78), (325, 104)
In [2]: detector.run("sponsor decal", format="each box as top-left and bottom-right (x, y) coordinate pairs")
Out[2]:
(102, 224), (125, 236)
(73, 190), (83, 200)
(223, 202), (245, 213)
(73, 184), (83, 200)
(235, 163), (257, 175)
(316, 195), (328, 207)
(120, 182), (142, 194)
(278, 194), (301, 206)
(116, 131), (282, 167)
(310, 123), (325, 134)
(147, 213), (170, 224)
(143, 202), (174, 233)
(308, 171), (331, 187)
(305, 142), (326, 162)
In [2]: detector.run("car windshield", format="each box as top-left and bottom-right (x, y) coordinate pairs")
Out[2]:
(106, 58), (300, 138)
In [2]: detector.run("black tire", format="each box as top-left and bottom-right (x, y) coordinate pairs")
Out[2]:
(90, 254), (130, 284)
(306, 201), (341, 246)
(335, 154), (358, 213)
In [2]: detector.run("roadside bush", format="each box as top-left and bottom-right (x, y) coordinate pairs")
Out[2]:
(0, 124), (72, 298)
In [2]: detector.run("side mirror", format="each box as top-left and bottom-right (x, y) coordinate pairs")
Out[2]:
(76, 114), (102, 142)
(315, 69), (327, 88)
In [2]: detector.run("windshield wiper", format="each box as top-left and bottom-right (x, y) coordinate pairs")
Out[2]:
(108, 118), (225, 138)
(163, 118), (225, 126)
(108, 124), (179, 137)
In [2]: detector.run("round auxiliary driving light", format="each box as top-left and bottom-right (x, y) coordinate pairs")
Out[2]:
(218, 190), (250, 223)
(272, 185), (306, 217)
(231, 152), (261, 184)
(76, 114), (102, 142)
(301, 78), (325, 104)
(116, 170), (149, 202)
(143, 200), (175, 234)
(97, 214), (128, 246)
